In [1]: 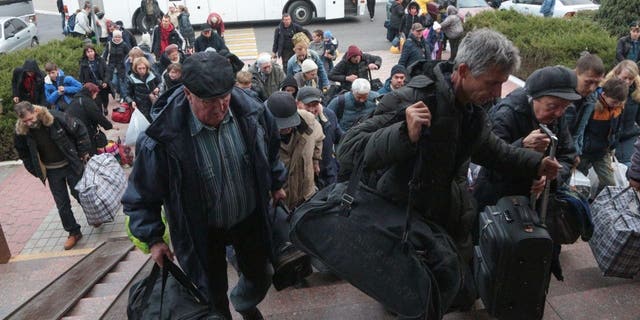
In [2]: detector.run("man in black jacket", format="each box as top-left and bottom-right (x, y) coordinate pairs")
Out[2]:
(329, 45), (382, 92)
(337, 28), (562, 267)
(616, 21), (640, 64)
(271, 13), (310, 74)
(13, 102), (91, 250)
(194, 26), (228, 53)
(151, 15), (184, 60)
(122, 52), (287, 320)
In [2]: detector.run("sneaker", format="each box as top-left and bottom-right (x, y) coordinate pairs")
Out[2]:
(239, 307), (264, 320)
(272, 244), (312, 291)
(63, 233), (83, 250)
(370, 17), (374, 22)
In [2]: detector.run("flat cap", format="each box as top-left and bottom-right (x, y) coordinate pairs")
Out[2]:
(296, 87), (323, 104)
(182, 52), (235, 99)
(526, 66), (581, 101)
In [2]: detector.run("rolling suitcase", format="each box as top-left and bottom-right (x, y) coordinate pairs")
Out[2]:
(474, 196), (552, 320)
(474, 124), (556, 320)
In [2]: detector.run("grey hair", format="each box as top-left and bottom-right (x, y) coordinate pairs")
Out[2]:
(351, 78), (371, 94)
(14, 101), (35, 118)
(454, 28), (521, 77)
(256, 53), (272, 68)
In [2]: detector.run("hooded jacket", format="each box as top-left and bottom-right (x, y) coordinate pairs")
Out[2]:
(474, 88), (576, 210)
(66, 88), (113, 153)
(279, 75), (299, 96)
(193, 31), (228, 53)
(440, 6), (464, 40)
(400, 2), (427, 37)
(122, 86), (286, 301)
(336, 62), (543, 260)
(44, 69), (83, 110)
(14, 105), (91, 183)
(12, 60), (45, 105)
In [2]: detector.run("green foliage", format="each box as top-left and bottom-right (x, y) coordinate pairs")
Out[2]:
(595, 0), (640, 38)
(465, 10), (617, 79)
(0, 37), (100, 161)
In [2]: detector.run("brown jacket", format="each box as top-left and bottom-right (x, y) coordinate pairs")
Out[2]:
(280, 109), (325, 208)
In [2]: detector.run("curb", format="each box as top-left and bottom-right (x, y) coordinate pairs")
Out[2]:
(0, 160), (22, 167)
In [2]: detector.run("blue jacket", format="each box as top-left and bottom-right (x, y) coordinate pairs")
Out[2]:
(286, 50), (330, 89)
(327, 91), (380, 131)
(122, 86), (287, 299)
(44, 69), (82, 110)
(540, 0), (555, 16)
(318, 107), (344, 187)
(398, 34), (431, 68)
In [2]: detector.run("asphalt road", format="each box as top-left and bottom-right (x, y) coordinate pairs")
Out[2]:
(33, 2), (391, 55)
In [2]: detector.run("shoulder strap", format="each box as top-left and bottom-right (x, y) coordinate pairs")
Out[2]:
(336, 94), (346, 121)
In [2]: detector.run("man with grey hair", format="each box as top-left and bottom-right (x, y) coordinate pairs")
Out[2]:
(337, 28), (562, 311)
(327, 78), (380, 131)
(251, 52), (285, 101)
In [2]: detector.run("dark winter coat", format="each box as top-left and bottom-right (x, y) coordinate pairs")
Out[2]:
(329, 53), (382, 91)
(250, 63), (286, 101)
(177, 12), (194, 40)
(474, 88), (576, 210)
(618, 85), (640, 141)
(389, 2), (405, 30)
(103, 40), (132, 80)
(122, 86), (286, 301)
(318, 107), (344, 187)
(151, 24), (184, 58)
(400, 13), (426, 37)
(79, 56), (109, 86)
(616, 36), (640, 63)
(398, 34), (430, 68)
(11, 60), (45, 105)
(580, 89), (623, 158)
(14, 106), (91, 183)
(65, 88), (113, 154)
(193, 32), (228, 53)
(271, 22), (310, 57)
(125, 71), (161, 121)
(336, 62), (543, 260)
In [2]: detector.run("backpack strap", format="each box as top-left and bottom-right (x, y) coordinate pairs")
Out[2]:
(336, 94), (346, 121)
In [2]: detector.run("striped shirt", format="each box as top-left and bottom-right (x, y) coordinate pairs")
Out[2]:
(189, 109), (256, 228)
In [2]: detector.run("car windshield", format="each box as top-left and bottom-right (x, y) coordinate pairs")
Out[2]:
(458, 0), (489, 8)
(560, 0), (595, 5)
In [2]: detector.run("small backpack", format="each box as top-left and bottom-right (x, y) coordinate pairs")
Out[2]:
(66, 13), (77, 33)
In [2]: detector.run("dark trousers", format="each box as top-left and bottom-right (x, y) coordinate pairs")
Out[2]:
(367, 0), (376, 18)
(281, 49), (294, 74)
(448, 37), (461, 61)
(206, 212), (272, 319)
(61, 12), (66, 34)
(47, 166), (82, 235)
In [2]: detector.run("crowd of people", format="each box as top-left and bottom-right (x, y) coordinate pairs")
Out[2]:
(8, 1), (640, 319)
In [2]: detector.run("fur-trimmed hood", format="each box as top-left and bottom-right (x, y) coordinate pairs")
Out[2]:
(15, 105), (54, 135)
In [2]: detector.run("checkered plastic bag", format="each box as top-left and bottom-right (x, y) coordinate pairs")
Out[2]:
(589, 186), (640, 278)
(75, 154), (127, 226)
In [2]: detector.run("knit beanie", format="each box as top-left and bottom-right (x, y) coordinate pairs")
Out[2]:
(390, 64), (407, 77)
(323, 30), (333, 39)
(345, 45), (362, 60)
(301, 59), (318, 73)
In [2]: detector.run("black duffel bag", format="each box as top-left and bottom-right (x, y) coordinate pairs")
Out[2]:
(290, 142), (464, 319)
(128, 257), (225, 320)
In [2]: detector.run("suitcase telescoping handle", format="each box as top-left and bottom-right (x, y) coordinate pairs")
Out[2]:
(531, 124), (558, 224)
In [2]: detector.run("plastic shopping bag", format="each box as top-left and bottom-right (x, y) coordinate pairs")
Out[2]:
(125, 108), (150, 146)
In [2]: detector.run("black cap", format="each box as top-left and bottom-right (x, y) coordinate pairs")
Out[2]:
(267, 92), (300, 129)
(182, 52), (235, 99)
(525, 66), (581, 101)
(296, 87), (323, 104)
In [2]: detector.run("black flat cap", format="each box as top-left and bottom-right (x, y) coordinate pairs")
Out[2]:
(525, 66), (581, 101)
(267, 91), (300, 129)
(182, 52), (235, 99)
(296, 87), (323, 104)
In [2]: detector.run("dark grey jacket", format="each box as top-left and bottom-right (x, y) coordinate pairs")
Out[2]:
(616, 36), (640, 63)
(337, 62), (543, 259)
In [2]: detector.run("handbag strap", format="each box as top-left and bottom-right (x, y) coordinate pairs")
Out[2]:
(402, 129), (430, 248)
(340, 139), (369, 210)
(162, 256), (208, 303)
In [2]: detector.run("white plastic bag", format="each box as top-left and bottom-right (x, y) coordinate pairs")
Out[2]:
(125, 108), (150, 146)
(612, 155), (629, 188)
(569, 169), (592, 200)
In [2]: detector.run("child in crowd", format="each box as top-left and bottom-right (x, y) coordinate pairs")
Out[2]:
(323, 30), (339, 72)
(236, 70), (261, 100)
(159, 62), (183, 95)
(426, 21), (444, 60)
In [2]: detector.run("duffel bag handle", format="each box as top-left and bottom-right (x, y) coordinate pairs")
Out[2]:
(340, 139), (369, 213)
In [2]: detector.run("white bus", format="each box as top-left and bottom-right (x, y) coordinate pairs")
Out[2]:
(64, 0), (365, 33)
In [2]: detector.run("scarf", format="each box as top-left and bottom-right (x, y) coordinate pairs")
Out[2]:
(160, 24), (173, 54)
(23, 74), (36, 100)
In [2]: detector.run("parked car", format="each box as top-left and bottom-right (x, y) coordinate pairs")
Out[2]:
(458, 0), (495, 19)
(499, 0), (599, 18)
(0, 16), (38, 54)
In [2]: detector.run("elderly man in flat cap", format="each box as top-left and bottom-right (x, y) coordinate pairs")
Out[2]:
(123, 51), (287, 320)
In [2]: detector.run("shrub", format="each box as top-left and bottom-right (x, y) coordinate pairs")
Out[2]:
(0, 37), (100, 161)
(465, 10), (617, 80)
(595, 0), (640, 38)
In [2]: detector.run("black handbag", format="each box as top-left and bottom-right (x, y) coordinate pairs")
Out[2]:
(93, 130), (108, 148)
(546, 187), (592, 244)
(368, 69), (384, 91)
(290, 141), (464, 319)
(127, 257), (224, 320)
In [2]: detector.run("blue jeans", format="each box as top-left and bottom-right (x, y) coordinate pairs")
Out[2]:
(110, 70), (128, 100)
(206, 212), (272, 318)
(47, 166), (82, 235)
(61, 12), (67, 34)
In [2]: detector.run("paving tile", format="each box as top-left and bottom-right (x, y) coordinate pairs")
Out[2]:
(548, 282), (640, 320)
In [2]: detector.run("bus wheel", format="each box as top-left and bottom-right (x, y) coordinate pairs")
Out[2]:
(288, 1), (313, 25)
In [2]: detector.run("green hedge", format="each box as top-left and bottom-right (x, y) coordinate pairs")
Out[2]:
(0, 37), (99, 161)
(465, 10), (617, 80)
